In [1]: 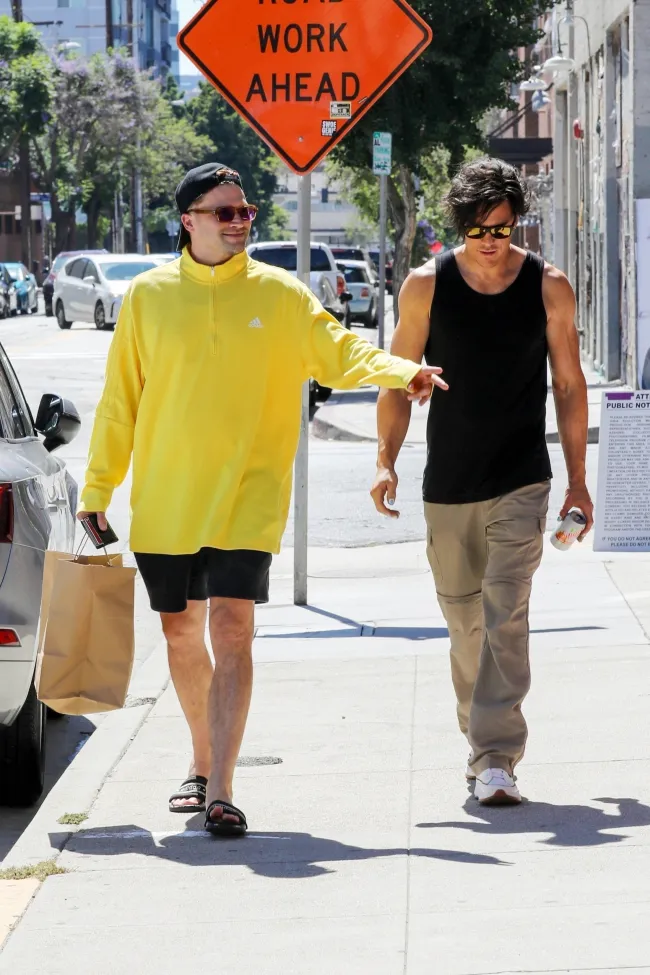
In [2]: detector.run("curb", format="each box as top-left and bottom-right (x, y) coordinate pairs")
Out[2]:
(313, 419), (601, 446)
(311, 415), (375, 443)
(2, 639), (169, 870)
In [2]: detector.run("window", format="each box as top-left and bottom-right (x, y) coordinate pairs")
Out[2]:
(342, 267), (367, 284)
(250, 247), (297, 271)
(84, 261), (98, 281)
(67, 258), (88, 279)
(0, 346), (34, 438)
(310, 247), (332, 272)
(97, 261), (156, 281)
(332, 248), (364, 262)
(249, 247), (333, 273)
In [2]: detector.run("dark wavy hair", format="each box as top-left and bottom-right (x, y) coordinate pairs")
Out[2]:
(443, 157), (531, 238)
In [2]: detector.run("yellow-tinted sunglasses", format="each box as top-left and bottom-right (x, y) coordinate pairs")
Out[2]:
(465, 224), (515, 240)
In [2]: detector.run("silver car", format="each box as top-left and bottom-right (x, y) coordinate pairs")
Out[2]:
(336, 260), (379, 328)
(0, 344), (80, 806)
(53, 253), (162, 331)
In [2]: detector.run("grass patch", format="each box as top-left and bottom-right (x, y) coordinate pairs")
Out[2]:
(0, 861), (67, 882)
(57, 812), (88, 826)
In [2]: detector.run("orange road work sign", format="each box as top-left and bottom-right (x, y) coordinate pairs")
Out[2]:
(178, 0), (433, 174)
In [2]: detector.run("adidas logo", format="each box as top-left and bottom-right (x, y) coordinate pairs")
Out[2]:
(248, 317), (264, 329)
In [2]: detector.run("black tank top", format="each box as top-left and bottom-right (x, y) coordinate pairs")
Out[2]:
(423, 249), (552, 504)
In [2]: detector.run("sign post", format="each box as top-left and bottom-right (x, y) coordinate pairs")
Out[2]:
(373, 132), (392, 350)
(178, 0), (433, 603)
(294, 174), (312, 605)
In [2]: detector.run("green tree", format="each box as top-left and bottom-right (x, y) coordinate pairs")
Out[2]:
(186, 85), (287, 240)
(0, 16), (54, 266)
(32, 51), (213, 252)
(333, 0), (549, 299)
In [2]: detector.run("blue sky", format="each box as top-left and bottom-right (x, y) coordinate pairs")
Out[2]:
(176, 0), (201, 74)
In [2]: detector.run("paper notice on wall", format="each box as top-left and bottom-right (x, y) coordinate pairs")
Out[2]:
(594, 391), (650, 551)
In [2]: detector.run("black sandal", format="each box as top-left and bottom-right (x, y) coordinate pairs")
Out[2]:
(204, 799), (248, 836)
(169, 776), (208, 813)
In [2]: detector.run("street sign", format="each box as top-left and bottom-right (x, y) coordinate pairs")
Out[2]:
(178, 0), (433, 174)
(373, 132), (393, 176)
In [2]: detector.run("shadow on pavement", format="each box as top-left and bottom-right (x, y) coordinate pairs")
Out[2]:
(416, 796), (650, 848)
(257, 622), (605, 641)
(0, 714), (96, 861)
(52, 825), (511, 877)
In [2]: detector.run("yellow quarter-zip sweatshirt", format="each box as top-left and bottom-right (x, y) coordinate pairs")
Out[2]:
(79, 249), (420, 555)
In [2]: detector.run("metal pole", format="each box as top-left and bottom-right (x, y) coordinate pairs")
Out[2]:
(377, 173), (388, 350)
(294, 173), (311, 606)
(134, 168), (144, 254)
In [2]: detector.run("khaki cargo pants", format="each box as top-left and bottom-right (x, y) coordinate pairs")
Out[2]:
(424, 481), (550, 776)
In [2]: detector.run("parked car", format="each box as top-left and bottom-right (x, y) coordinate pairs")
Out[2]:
(0, 344), (80, 805)
(0, 266), (17, 319)
(42, 249), (109, 317)
(54, 253), (161, 330)
(337, 260), (379, 328)
(331, 246), (379, 283)
(2, 262), (38, 316)
(368, 249), (394, 295)
(247, 241), (353, 403)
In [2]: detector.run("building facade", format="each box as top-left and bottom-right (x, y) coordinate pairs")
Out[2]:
(2, 0), (180, 78)
(273, 164), (366, 246)
(546, 0), (650, 387)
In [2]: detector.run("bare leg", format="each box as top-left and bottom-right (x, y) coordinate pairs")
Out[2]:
(205, 597), (255, 825)
(161, 600), (213, 808)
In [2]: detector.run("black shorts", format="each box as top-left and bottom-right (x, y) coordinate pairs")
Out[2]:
(134, 547), (272, 614)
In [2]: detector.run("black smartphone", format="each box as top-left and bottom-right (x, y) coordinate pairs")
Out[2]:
(80, 514), (119, 549)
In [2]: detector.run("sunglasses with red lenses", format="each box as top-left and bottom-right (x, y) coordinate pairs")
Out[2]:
(188, 205), (258, 223)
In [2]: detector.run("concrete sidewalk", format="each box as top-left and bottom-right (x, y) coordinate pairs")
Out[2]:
(313, 362), (621, 445)
(2, 531), (650, 972)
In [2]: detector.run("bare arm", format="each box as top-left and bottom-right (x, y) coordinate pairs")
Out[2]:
(371, 266), (447, 518)
(544, 266), (594, 537)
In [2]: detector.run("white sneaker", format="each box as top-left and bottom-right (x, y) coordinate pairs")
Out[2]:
(474, 768), (521, 805)
(465, 763), (476, 781)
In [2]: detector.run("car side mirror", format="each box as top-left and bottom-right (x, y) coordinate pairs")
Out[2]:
(34, 394), (81, 452)
(83, 275), (97, 285)
(341, 291), (353, 303)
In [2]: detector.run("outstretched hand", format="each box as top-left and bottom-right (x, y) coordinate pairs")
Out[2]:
(406, 366), (449, 406)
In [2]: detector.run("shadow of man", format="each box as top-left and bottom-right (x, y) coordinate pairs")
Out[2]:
(52, 824), (512, 878)
(417, 796), (650, 847)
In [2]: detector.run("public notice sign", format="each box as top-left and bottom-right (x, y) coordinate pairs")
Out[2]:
(178, 0), (432, 174)
(593, 391), (650, 552)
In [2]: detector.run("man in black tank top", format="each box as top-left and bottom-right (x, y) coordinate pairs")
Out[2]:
(371, 158), (594, 806)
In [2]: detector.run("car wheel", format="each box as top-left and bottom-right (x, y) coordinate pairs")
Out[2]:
(56, 301), (72, 330)
(10, 306), (17, 317)
(0, 681), (46, 807)
(94, 301), (108, 331)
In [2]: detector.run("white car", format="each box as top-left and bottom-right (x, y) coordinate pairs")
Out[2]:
(53, 253), (163, 330)
(336, 260), (379, 328)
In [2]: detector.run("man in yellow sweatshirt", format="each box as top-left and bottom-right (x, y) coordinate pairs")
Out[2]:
(78, 162), (447, 836)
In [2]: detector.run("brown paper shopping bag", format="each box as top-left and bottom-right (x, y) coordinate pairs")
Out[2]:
(36, 551), (137, 715)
